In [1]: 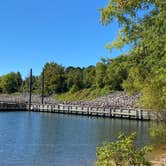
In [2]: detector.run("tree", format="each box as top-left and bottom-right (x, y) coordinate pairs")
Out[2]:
(0, 77), (2, 93)
(138, 57), (166, 122)
(22, 75), (41, 94)
(95, 61), (107, 88)
(100, 0), (166, 109)
(106, 56), (129, 90)
(42, 62), (65, 95)
(65, 67), (84, 92)
(83, 65), (96, 88)
(100, 0), (166, 50)
(100, 0), (166, 144)
(0, 72), (23, 94)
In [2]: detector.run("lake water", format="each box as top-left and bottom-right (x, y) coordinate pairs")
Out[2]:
(0, 112), (151, 166)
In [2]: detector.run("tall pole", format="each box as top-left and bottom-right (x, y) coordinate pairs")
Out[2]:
(41, 70), (44, 104)
(29, 68), (32, 111)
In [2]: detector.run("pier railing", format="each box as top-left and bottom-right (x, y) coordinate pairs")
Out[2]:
(30, 103), (156, 120)
(0, 101), (156, 120)
(0, 101), (27, 111)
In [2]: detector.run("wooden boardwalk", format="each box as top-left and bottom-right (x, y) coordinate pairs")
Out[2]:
(0, 102), (27, 111)
(30, 104), (155, 120)
(0, 102), (156, 120)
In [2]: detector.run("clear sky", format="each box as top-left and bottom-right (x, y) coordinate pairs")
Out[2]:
(0, 0), (129, 78)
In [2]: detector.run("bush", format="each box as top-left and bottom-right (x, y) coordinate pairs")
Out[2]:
(95, 132), (152, 166)
(150, 124), (166, 145)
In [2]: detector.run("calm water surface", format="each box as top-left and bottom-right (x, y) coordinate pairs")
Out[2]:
(0, 112), (151, 166)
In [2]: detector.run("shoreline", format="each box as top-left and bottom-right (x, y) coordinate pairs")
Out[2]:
(151, 153), (166, 165)
(149, 145), (166, 165)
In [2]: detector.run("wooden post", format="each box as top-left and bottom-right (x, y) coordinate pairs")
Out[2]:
(136, 109), (139, 120)
(29, 68), (32, 111)
(120, 108), (122, 118)
(103, 107), (105, 117)
(67, 106), (69, 113)
(41, 70), (44, 104)
(140, 109), (143, 120)
(147, 111), (150, 120)
(96, 107), (99, 116)
(90, 107), (92, 115)
(110, 108), (112, 117)
(76, 106), (78, 114)
(129, 109), (131, 119)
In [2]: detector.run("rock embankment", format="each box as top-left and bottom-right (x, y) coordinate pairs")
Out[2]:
(0, 94), (56, 104)
(0, 92), (140, 108)
(74, 92), (140, 108)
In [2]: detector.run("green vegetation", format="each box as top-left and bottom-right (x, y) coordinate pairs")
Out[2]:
(100, 0), (166, 111)
(0, 55), (133, 98)
(0, 72), (22, 94)
(150, 124), (166, 145)
(94, 0), (166, 164)
(100, 0), (166, 141)
(56, 87), (111, 101)
(0, 0), (165, 161)
(95, 132), (152, 166)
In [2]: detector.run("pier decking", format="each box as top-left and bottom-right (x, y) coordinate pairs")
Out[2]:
(0, 102), (27, 111)
(0, 102), (156, 120)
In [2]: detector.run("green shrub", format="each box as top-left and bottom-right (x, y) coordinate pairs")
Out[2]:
(95, 132), (152, 166)
(150, 124), (166, 145)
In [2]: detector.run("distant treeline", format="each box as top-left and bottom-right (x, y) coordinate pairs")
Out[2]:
(0, 43), (163, 100)
(0, 54), (142, 95)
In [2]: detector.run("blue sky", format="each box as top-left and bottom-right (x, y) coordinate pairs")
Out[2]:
(0, 0), (129, 78)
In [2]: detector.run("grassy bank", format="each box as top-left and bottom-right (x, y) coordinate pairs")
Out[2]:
(55, 87), (112, 101)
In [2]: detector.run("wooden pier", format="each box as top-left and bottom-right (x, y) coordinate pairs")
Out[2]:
(0, 102), (27, 111)
(0, 102), (156, 120)
(30, 104), (155, 120)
